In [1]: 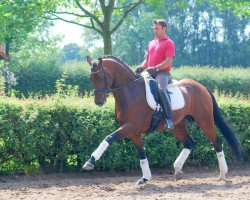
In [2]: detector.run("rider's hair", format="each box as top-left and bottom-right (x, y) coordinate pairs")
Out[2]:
(153, 19), (167, 29)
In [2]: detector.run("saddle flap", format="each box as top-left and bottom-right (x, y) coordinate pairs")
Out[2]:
(142, 71), (185, 111)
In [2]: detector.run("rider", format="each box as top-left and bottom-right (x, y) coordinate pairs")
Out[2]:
(136, 19), (175, 129)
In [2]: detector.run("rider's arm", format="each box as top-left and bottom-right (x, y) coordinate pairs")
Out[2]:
(155, 57), (173, 71)
(140, 59), (148, 69)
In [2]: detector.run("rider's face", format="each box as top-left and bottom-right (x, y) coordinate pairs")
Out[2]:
(153, 23), (166, 39)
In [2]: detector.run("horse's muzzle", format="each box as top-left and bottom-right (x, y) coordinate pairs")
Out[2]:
(96, 101), (105, 106)
(95, 95), (107, 106)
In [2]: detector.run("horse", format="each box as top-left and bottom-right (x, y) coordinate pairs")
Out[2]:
(82, 55), (243, 184)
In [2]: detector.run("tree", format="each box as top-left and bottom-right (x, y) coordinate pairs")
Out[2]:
(1, 0), (248, 55)
(60, 43), (81, 62)
(111, 0), (249, 67)
(112, 9), (156, 64)
(0, 0), (57, 44)
(209, 0), (250, 17)
(49, 0), (151, 54)
(10, 30), (62, 96)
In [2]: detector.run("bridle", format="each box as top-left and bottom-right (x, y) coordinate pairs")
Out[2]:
(90, 64), (142, 96)
(90, 66), (112, 95)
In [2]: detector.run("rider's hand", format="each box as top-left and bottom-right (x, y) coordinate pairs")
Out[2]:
(147, 67), (158, 76)
(135, 67), (144, 74)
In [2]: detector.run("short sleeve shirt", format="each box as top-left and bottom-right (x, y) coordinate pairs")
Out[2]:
(146, 36), (175, 71)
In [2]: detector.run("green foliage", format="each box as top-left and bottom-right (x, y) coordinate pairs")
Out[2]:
(10, 30), (61, 68)
(62, 61), (92, 95)
(207, 0), (250, 17)
(113, 10), (156, 64)
(13, 59), (62, 97)
(60, 43), (82, 63)
(11, 59), (92, 97)
(12, 63), (250, 98)
(112, 0), (249, 67)
(172, 66), (250, 95)
(0, 0), (58, 43)
(0, 94), (249, 175)
(8, 31), (62, 97)
(0, 61), (6, 95)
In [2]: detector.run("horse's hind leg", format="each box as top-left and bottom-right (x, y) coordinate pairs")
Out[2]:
(172, 121), (196, 179)
(192, 109), (228, 180)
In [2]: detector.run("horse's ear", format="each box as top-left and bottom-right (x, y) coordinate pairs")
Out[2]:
(86, 56), (92, 66)
(97, 57), (102, 66)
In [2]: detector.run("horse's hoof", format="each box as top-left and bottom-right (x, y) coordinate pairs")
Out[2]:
(174, 170), (183, 180)
(219, 172), (227, 181)
(82, 161), (94, 170)
(136, 178), (149, 185)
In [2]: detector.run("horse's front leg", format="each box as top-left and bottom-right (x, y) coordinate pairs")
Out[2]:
(82, 125), (129, 170)
(130, 134), (152, 185)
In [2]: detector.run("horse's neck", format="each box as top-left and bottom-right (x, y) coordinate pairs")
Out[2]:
(112, 65), (135, 88)
(113, 77), (145, 124)
(105, 58), (144, 109)
(113, 76), (145, 109)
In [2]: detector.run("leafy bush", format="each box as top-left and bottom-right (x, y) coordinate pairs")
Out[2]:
(13, 64), (250, 97)
(12, 59), (62, 97)
(62, 61), (92, 95)
(12, 60), (92, 97)
(0, 94), (249, 175)
(172, 66), (250, 95)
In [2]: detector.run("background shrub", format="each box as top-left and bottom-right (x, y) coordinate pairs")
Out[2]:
(12, 60), (61, 97)
(62, 61), (92, 95)
(12, 65), (250, 97)
(0, 95), (249, 175)
(171, 66), (250, 95)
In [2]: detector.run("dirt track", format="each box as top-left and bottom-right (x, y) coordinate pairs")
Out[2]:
(0, 164), (249, 200)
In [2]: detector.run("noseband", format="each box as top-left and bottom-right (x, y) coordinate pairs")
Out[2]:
(90, 65), (142, 96)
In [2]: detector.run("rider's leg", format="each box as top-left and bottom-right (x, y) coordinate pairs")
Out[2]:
(155, 72), (174, 129)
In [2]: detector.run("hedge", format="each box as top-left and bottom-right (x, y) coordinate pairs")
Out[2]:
(172, 66), (250, 95)
(12, 62), (250, 97)
(0, 95), (249, 175)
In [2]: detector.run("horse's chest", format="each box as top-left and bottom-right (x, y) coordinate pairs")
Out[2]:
(115, 107), (126, 125)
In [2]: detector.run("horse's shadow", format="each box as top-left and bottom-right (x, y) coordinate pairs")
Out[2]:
(0, 170), (249, 196)
(117, 173), (250, 197)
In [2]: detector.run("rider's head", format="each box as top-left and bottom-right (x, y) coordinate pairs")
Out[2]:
(153, 19), (167, 39)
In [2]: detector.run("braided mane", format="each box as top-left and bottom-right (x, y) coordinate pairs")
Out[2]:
(101, 55), (130, 69)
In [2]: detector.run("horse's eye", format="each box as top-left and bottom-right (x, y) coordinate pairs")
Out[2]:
(96, 77), (103, 81)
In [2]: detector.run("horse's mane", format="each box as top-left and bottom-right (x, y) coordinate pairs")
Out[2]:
(101, 55), (134, 73)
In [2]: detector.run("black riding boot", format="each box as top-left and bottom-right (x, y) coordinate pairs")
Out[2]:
(159, 90), (174, 129)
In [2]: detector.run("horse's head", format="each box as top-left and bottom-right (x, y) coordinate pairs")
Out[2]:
(87, 56), (113, 106)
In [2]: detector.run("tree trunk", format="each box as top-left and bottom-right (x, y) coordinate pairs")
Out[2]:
(103, 30), (112, 55)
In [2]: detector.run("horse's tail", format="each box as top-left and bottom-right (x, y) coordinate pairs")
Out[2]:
(208, 89), (244, 162)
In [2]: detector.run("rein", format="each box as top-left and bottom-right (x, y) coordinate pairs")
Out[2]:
(90, 66), (142, 95)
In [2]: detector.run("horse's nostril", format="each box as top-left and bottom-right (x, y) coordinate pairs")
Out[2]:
(98, 102), (103, 106)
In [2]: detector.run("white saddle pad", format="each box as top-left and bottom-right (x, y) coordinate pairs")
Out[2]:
(142, 71), (185, 111)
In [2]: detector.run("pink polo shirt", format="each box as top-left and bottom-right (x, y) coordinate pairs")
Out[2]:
(145, 36), (175, 71)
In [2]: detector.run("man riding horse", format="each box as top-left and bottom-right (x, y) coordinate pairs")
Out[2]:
(82, 19), (243, 185)
(136, 19), (175, 129)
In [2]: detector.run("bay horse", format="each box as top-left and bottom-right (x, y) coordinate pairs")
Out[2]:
(82, 55), (243, 184)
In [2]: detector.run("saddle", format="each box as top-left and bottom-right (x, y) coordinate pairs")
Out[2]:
(141, 72), (185, 132)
